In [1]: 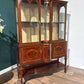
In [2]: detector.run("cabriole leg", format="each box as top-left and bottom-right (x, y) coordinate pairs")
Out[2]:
(57, 58), (59, 67)
(64, 56), (67, 73)
(21, 71), (23, 84)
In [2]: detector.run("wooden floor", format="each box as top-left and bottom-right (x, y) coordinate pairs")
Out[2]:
(0, 66), (84, 84)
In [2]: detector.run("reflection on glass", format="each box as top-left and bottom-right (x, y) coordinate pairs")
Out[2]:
(21, 1), (29, 22)
(16, 24), (19, 42)
(31, 23), (39, 42)
(22, 23), (30, 43)
(60, 6), (65, 22)
(52, 4), (59, 40)
(41, 2), (49, 41)
(53, 5), (59, 22)
(59, 6), (65, 40)
(59, 23), (64, 39)
(20, 0), (39, 43)
(52, 24), (58, 40)
(16, 5), (19, 42)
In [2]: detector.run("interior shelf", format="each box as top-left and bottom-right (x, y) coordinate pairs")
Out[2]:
(17, 22), (65, 24)
(21, 60), (64, 77)
(53, 22), (65, 24)
(22, 0), (37, 4)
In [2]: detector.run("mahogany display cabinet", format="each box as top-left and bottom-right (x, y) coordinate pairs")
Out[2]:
(15, 0), (68, 84)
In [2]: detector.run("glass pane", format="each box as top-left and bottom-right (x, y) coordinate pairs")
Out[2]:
(20, 0), (39, 43)
(59, 23), (64, 39)
(52, 4), (59, 40)
(59, 6), (65, 40)
(21, 1), (29, 22)
(15, 4), (19, 42)
(66, 14), (70, 41)
(22, 23), (30, 43)
(16, 24), (19, 42)
(52, 24), (58, 40)
(31, 23), (39, 42)
(59, 6), (65, 22)
(41, 1), (49, 41)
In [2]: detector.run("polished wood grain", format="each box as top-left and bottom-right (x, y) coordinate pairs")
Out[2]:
(15, 0), (68, 84)
(42, 45), (50, 62)
(21, 61), (64, 77)
(52, 42), (67, 58)
(21, 46), (42, 65)
(16, 0), (22, 43)
(28, 0), (32, 4)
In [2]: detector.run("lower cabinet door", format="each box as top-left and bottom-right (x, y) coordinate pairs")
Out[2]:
(21, 45), (42, 65)
(52, 42), (67, 58)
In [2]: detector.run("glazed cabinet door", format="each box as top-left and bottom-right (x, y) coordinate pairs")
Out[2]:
(17, 0), (40, 43)
(51, 2), (66, 41)
(52, 3), (59, 41)
(41, 0), (50, 41)
(21, 45), (42, 65)
(59, 5), (65, 40)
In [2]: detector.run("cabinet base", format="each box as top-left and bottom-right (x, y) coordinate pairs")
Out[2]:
(19, 60), (64, 78)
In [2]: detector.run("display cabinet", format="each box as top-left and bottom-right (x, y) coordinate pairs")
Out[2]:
(15, 0), (68, 84)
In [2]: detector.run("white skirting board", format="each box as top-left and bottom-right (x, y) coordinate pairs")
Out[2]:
(0, 64), (17, 75)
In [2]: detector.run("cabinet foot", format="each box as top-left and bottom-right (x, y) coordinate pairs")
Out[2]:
(21, 76), (23, 84)
(64, 68), (67, 73)
(21, 71), (23, 84)
(64, 56), (67, 73)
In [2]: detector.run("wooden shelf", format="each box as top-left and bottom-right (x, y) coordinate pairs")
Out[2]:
(21, 22), (39, 23)
(17, 22), (65, 24)
(20, 60), (64, 77)
(22, 0), (37, 4)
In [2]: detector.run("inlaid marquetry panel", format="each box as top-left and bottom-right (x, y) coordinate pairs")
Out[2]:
(21, 46), (42, 65)
(42, 45), (50, 62)
(28, 0), (32, 4)
(52, 42), (67, 58)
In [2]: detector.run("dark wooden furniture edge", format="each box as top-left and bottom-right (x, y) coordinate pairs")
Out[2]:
(16, 41), (67, 47)
(18, 60), (64, 77)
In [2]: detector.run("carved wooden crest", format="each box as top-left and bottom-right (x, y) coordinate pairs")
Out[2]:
(27, 0), (39, 4)
(36, 0), (39, 4)
(28, 0), (32, 4)
(27, 50), (37, 57)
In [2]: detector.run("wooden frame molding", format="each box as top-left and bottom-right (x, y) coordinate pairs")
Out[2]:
(15, 0), (68, 84)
